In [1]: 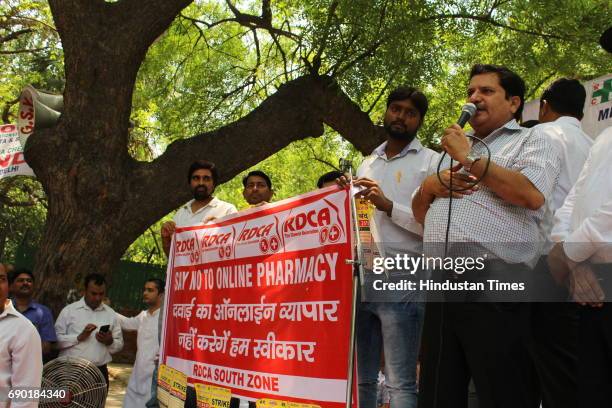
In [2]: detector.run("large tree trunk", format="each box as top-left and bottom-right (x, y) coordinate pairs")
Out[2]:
(25, 0), (384, 315)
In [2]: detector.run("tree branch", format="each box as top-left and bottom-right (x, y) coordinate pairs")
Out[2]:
(0, 28), (33, 44)
(527, 71), (557, 100)
(270, 33), (290, 82)
(421, 13), (569, 41)
(2, 98), (18, 124)
(3, 15), (58, 33)
(0, 47), (48, 55)
(179, 14), (235, 30)
(329, 8), (570, 79)
(223, 0), (300, 40)
(309, 0), (339, 75)
(127, 75), (381, 229)
(332, 38), (386, 77)
(366, 77), (394, 115)
(304, 142), (341, 171)
(0, 191), (38, 208)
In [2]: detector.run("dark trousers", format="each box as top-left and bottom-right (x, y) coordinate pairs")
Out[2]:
(528, 302), (579, 408)
(578, 303), (612, 407)
(418, 302), (536, 408)
(97, 364), (109, 388)
(528, 257), (579, 408)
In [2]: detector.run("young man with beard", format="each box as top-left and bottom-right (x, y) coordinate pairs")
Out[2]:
(159, 161), (236, 408)
(161, 160), (237, 256)
(340, 87), (474, 408)
(9, 268), (57, 360)
(412, 64), (560, 408)
(242, 170), (274, 206)
(117, 279), (165, 408)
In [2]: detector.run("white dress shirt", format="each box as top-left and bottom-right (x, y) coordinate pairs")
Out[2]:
(535, 116), (593, 254)
(0, 300), (42, 408)
(357, 138), (439, 257)
(55, 297), (124, 366)
(117, 309), (160, 408)
(173, 197), (237, 227)
(551, 126), (612, 263)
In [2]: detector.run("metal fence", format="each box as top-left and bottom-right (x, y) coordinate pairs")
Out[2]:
(15, 246), (167, 311)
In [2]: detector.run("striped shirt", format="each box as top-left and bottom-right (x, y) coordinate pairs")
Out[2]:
(423, 119), (560, 265)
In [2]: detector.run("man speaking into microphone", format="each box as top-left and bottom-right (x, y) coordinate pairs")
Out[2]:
(412, 64), (560, 407)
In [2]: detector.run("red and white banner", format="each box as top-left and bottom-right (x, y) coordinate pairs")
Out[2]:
(160, 186), (356, 407)
(0, 124), (34, 179)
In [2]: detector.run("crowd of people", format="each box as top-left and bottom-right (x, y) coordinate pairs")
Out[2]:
(0, 262), (166, 408)
(0, 167), (340, 408)
(1, 28), (611, 408)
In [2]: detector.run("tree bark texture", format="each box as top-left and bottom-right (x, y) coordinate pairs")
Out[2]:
(25, 0), (384, 314)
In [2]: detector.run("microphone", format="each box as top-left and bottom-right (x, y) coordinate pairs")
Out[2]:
(457, 103), (477, 128)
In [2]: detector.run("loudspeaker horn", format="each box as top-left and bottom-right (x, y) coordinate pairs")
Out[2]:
(17, 85), (64, 146)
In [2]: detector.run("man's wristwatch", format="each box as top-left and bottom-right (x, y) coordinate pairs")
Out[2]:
(461, 153), (481, 173)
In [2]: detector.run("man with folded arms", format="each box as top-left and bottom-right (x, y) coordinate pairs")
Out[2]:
(549, 124), (612, 406)
(529, 77), (592, 408)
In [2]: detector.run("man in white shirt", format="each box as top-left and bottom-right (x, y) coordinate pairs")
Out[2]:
(413, 64), (560, 408)
(549, 126), (612, 406)
(118, 278), (164, 408)
(0, 264), (42, 408)
(55, 273), (124, 386)
(159, 160), (236, 408)
(339, 87), (442, 408)
(529, 78), (593, 408)
(161, 160), (237, 256)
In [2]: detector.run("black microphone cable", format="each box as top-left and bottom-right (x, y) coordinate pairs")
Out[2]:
(435, 134), (491, 257)
(430, 103), (492, 408)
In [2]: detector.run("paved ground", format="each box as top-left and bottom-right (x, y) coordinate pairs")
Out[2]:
(106, 363), (132, 407)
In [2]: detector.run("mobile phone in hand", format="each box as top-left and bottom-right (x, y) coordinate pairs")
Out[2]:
(99, 324), (110, 333)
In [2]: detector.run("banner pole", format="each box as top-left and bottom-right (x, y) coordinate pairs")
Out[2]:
(342, 159), (363, 408)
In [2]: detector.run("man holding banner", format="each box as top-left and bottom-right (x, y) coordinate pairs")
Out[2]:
(348, 87), (438, 408)
(160, 177), (355, 406)
(242, 170), (274, 207)
(161, 160), (237, 257)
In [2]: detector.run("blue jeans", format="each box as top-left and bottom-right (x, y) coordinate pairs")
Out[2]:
(145, 364), (159, 408)
(357, 301), (424, 408)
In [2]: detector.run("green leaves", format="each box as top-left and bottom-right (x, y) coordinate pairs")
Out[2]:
(2, 0), (611, 266)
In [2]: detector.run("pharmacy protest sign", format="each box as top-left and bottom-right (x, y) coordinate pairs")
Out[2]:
(159, 186), (356, 407)
(0, 124), (34, 179)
